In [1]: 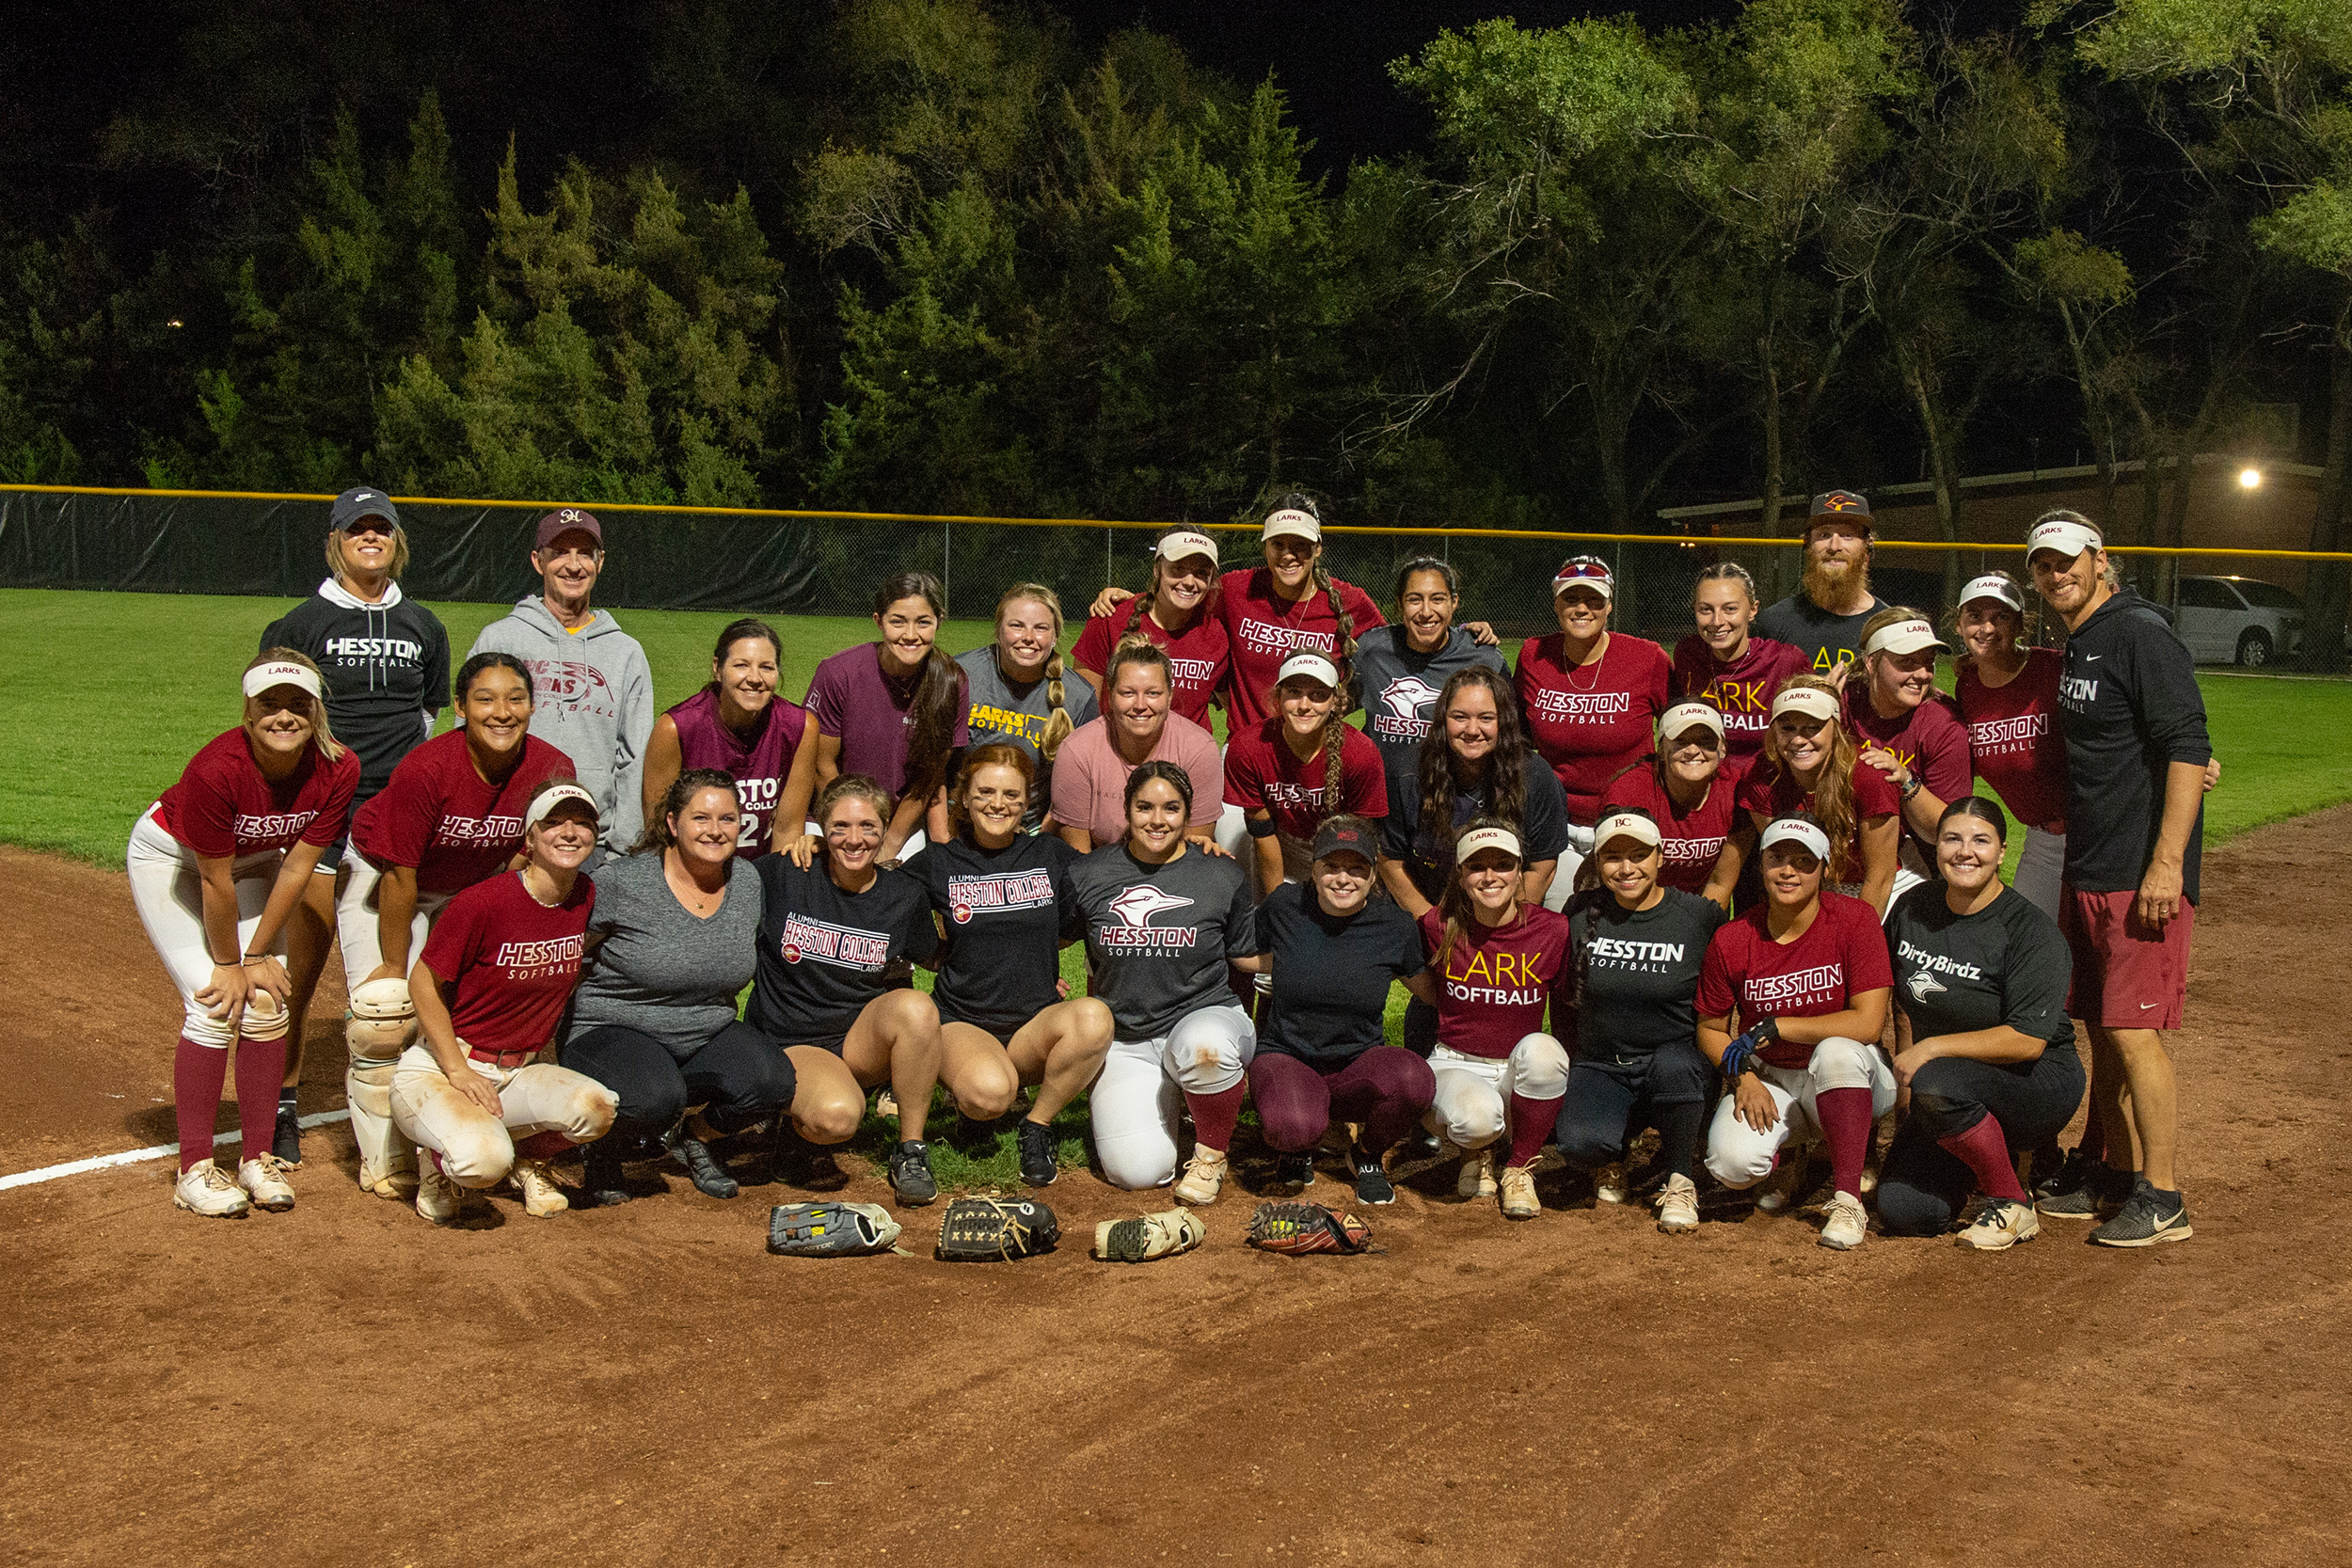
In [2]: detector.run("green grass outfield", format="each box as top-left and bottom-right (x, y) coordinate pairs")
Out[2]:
(8, 588), (2348, 1188)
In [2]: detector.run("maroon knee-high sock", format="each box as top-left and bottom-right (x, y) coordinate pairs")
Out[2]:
(1504, 1094), (1558, 1170)
(513, 1130), (573, 1161)
(174, 1036), (229, 1171)
(1938, 1114), (2027, 1203)
(1816, 1087), (1875, 1196)
(233, 1037), (287, 1164)
(1184, 1085), (1246, 1154)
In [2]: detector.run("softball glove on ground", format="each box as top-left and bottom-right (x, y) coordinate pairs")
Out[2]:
(935, 1196), (1059, 1261)
(1246, 1201), (1378, 1256)
(1094, 1207), (1207, 1263)
(767, 1201), (906, 1257)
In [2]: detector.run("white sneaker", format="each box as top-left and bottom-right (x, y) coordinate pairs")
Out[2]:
(1457, 1148), (1497, 1200)
(358, 1155), (419, 1201)
(1956, 1196), (2041, 1251)
(416, 1160), (464, 1226)
(1654, 1173), (1699, 1234)
(1753, 1157), (1803, 1213)
(510, 1158), (570, 1218)
(236, 1154), (295, 1212)
(1173, 1147), (1228, 1206)
(1819, 1190), (1868, 1251)
(173, 1159), (250, 1218)
(1499, 1162), (1540, 1220)
(1592, 1162), (1628, 1204)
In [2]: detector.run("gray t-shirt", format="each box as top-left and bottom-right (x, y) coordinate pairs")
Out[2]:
(565, 848), (763, 1058)
(957, 645), (1101, 830)
(1349, 624), (1508, 776)
(1069, 843), (1261, 1041)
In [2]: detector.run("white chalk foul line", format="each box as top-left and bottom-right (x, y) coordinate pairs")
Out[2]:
(0, 1109), (352, 1194)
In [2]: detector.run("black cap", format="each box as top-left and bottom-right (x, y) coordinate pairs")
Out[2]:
(1311, 818), (1373, 863)
(330, 485), (399, 531)
(1808, 489), (1871, 524)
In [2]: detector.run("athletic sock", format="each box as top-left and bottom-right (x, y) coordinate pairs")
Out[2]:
(174, 1036), (230, 1171)
(1655, 1100), (1706, 1180)
(1504, 1093), (1559, 1170)
(278, 1085), (300, 1118)
(1936, 1113), (2027, 1203)
(1182, 1085), (1245, 1155)
(233, 1036), (288, 1164)
(1815, 1086), (1876, 1197)
(513, 1131), (573, 1161)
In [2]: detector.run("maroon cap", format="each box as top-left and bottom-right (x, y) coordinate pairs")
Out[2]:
(534, 507), (603, 551)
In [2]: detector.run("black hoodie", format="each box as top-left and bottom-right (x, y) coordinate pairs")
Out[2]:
(2056, 587), (2212, 904)
(261, 578), (452, 799)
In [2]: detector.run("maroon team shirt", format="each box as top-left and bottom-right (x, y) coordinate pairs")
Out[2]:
(1957, 649), (2066, 832)
(1695, 890), (1893, 1067)
(1222, 719), (1389, 840)
(348, 729), (577, 894)
(1514, 633), (1673, 822)
(1671, 634), (1808, 763)
(1599, 766), (1741, 895)
(1734, 754), (1900, 876)
(803, 643), (971, 797)
(1072, 608), (1230, 726)
(669, 687), (808, 858)
(1418, 904), (1569, 1059)
(155, 728), (360, 860)
(1842, 688), (1973, 848)
(419, 871), (595, 1059)
(1215, 568), (1386, 732)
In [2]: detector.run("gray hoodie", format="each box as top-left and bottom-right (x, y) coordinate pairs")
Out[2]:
(468, 597), (654, 847)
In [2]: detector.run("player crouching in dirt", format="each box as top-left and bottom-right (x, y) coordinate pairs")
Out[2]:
(393, 782), (617, 1225)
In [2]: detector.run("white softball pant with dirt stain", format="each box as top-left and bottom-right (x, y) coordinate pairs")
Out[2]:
(389, 1045), (617, 1189)
(1704, 1037), (1897, 1189)
(1422, 1035), (1572, 1149)
(126, 809), (293, 1050)
(1091, 1003), (1256, 1190)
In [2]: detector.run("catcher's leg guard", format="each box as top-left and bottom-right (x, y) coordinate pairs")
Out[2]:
(346, 978), (419, 1195)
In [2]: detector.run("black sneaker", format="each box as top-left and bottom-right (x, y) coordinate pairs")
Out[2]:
(1272, 1150), (1313, 1193)
(887, 1139), (938, 1206)
(1350, 1148), (1396, 1206)
(664, 1123), (739, 1199)
(271, 1104), (303, 1164)
(2034, 1150), (2117, 1218)
(772, 1124), (849, 1192)
(582, 1142), (632, 1207)
(2088, 1178), (2193, 1248)
(1016, 1119), (1058, 1188)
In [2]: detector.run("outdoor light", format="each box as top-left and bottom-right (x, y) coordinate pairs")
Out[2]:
(2239, 467), (2263, 489)
(167, 319), (183, 328)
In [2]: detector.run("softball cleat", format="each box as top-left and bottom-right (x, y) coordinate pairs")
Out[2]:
(1499, 1163), (1540, 1220)
(510, 1158), (570, 1217)
(1456, 1147), (1497, 1200)
(236, 1154), (296, 1212)
(1592, 1162), (1629, 1204)
(1174, 1146), (1229, 1206)
(1818, 1190), (1868, 1250)
(1094, 1207), (1207, 1263)
(1654, 1173), (1700, 1234)
(173, 1159), (251, 1218)
(415, 1161), (464, 1226)
(1955, 1197), (2039, 1251)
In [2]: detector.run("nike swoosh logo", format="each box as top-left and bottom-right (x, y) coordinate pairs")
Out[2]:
(2081, 654), (2101, 662)
(2138, 1002), (2158, 1009)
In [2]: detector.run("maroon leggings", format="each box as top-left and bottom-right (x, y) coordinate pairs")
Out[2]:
(1248, 1048), (1436, 1156)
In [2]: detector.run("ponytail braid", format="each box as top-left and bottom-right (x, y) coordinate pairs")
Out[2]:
(1312, 557), (1357, 663)
(997, 582), (1074, 762)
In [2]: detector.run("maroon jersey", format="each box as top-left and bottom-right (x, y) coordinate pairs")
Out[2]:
(1957, 649), (2066, 832)
(1222, 719), (1389, 841)
(1671, 634), (1808, 762)
(1695, 891), (1893, 1067)
(419, 870), (595, 1059)
(1419, 903), (1569, 1059)
(668, 688), (807, 858)
(1514, 632), (1673, 823)
(349, 729), (576, 894)
(153, 727), (360, 860)
(1599, 765), (1741, 895)
(1735, 754), (1901, 879)
(1073, 606), (1230, 727)
(1215, 568), (1385, 732)
(1843, 688), (1973, 850)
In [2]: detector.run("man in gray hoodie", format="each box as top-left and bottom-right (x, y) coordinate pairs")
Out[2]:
(468, 508), (654, 850)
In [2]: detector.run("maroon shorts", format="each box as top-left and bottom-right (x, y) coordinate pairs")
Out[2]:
(2059, 885), (2195, 1031)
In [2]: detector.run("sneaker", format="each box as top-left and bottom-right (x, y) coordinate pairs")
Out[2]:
(416, 1160), (464, 1225)
(358, 1155), (420, 1201)
(1499, 1162), (1540, 1220)
(1592, 1162), (1629, 1204)
(1350, 1148), (1396, 1206)
(1456, 1147), (1498, 1200)
(887, 1139), (938, 1207)
(663, 1124), (739, 1200)
(1016, 1119), (1059, 1188)
(2036, 1153), (2122, 1220)
(1818, 1190), (1868, 1250)
(237, 1153), (296, 1212)
(1271, 1150), (1313, 1194)
(2088, 1178), (2193, 1248)
(582, 1142), (632, 1207)
(1956, 1196), (2041, 1251)
(271, 1104), (303, 1164)
(1174, 1146), (1228, 1206)
(1654, 1173), (1699, 1234)
(172, 1159), (250, 1218)
(510, 1158), (570, 1218)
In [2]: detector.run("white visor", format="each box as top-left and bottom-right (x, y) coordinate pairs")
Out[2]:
(1262, 508), (1321, 543)
(2026, 516), (2102, 561)
(524, 782), (600, 832)
(1276, 651), (1341, 690)
(1959, 574), (2024, 613)
(1770, 685), (1841, 723)
(1594, 811), (1662, 851)
(1863, 617), (1949, 659)
(1454, 825), (1522, 864)
(1659, 701), (1725, 744)
(1758, 816), (1832, 862)
(243, 661), (323, 701)
(1155, 530), (1219, 566)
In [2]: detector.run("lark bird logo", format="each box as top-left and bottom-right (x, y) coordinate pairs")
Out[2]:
(1907, 970), (1947, 1003)
(1380, 675), (1443, 720)
(1820, 492), (1864, 512)
(1107, 884), (1195, 929)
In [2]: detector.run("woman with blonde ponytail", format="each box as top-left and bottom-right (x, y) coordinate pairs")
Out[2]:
(1724, 676), (1901, 915)
(1222, 652), (1389, 899)
(951, 583), (1099, 834)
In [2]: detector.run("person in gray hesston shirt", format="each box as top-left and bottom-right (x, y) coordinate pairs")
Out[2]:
(469, 508), (654, 852)
(1349, 556), (1504, 779)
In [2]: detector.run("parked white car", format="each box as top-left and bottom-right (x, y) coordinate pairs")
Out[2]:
(2171, 575), (2304, 666)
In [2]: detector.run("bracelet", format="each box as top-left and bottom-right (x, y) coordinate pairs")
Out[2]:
(1899, 773), (1923, 800)
(240, 954), (273, 966)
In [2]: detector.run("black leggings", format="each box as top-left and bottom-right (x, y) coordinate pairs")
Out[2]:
(1878, 1046), (2086, 1235)
(562, 1021), (797, 1145)
(1552, 1041), (1716, 1180)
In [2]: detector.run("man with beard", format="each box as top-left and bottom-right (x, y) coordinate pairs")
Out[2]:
(1756, 491), (1887, 678)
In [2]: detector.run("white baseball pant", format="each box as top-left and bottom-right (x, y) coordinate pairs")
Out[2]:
(1540, 824), (1597, 911)
(1704, 1036), (1897, 1189)
(1091, 1003), (1256, 1190)
(389, 1044), (618, 1189)
(1422, 1034), (1572, 1149)
(126, 809), (293, 1049)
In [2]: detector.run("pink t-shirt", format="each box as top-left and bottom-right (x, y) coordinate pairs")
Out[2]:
(1514, 632), (1673, 822)
(419, 870), (595, 1059)
(803, 644), (970, 797)
(1599, 764), (1741, 895)
(1695, 891), (1893, 1067)
(1073, 607), (1230, 727)
(1047, 714), (1225, 844)
(1671, 634), (1808, 763)
(1216, 568), (1386, 732)
(155, 727), (359, 860)
(1957, 649), (2066, 832)
(1221, 718), (1390, 841)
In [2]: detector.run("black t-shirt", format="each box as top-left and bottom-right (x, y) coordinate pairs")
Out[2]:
(261, 587), (452, 799)
(904, 830), (1081, 1036)
(1068, 844), (1260, 1040)
(2056, 589), (2211, 903)
(1565, 887), (1724, 1062)
(1382, 752), (1571, 905)
(750, 858), (939, 1051)
(1256, 880), (1428, 1066)
(1755, 592), (1887, 678)
(1885, 880), (2074, 1052)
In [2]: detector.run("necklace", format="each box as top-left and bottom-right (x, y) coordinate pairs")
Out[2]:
(1564, 632), (1610, 691)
